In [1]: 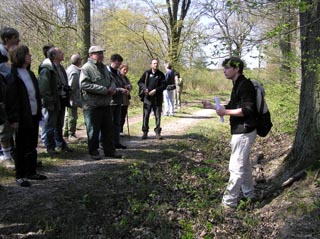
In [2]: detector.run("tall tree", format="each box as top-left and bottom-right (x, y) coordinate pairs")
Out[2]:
(77, 0), (91, 60)
(280, 0), (320, 179)
(202, 0), (260, 58)
(143, 0), (192, 67)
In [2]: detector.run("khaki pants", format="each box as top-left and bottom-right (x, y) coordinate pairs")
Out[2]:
(222, 130), (257, 207)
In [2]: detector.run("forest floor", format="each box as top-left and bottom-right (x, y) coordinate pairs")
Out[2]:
(0, 101), (319, 239)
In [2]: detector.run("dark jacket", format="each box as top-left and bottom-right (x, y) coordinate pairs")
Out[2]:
(0, 73), (7, 125)
(107, 66), (125, 106)
(165, 69), (175, 90)
(226, 75), (257, 134)
(138, 69), (166, 106)
(38, 58), (61, 111)
(6, 67), (42, 128)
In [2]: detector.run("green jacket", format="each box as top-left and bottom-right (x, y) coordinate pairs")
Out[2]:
(38, 58), (61, 111)
(80, 58), (115, 110)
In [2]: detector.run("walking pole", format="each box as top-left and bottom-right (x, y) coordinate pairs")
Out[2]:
(126, 111), (130, 138)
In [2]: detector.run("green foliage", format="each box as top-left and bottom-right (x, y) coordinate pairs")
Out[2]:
(183, 68), (232, 96)
(266, 82), (299, 135)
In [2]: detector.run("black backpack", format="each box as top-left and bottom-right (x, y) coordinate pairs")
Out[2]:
(251, 79), (273, 137)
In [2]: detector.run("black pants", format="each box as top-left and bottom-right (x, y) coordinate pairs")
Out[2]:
(111, 105), (121, 146)
(120, 105), (128, 133)
(142, 103), (162, 134)
(15, 116), (39, 179)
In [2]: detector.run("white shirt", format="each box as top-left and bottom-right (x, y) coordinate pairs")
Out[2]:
(18, 68), (38, 115)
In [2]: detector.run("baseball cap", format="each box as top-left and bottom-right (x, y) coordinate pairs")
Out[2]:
(88, 45), (105, 54)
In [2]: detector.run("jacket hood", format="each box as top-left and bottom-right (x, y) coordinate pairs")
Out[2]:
(39, 58), (54, 73)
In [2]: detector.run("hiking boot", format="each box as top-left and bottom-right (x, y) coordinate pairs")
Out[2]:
(156, 133), (163, 140)
(141, 132), (148, 140)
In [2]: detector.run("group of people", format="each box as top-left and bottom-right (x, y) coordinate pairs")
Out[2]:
(0, 27), (135, 186)
(0, 26), (259, 211)
(0, 26), (185, 188)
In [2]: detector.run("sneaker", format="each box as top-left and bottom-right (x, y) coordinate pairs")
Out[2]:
(27, 174), (48, 180)
(16, 178), (31, 187)
(141, 132), (148, 140)
(156, 133), (163, 140)
(115, 144), (127, 149)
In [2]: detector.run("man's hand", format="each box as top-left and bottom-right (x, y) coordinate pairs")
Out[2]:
(202, 100), (216, 110)
(120, 88), (129, 95)
(106, 87), (116, 95)
(149, 89), (156, 96)
(216, 105), (226, 116)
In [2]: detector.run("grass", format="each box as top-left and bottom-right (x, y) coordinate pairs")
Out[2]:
(0, 67), (306, 238)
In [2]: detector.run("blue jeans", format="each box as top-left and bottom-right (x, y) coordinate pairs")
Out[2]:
(41, 108), (58, 150)
(41, 106), (67, 150)
(83, 106), (115, 156)
(54, 106), (67, 148)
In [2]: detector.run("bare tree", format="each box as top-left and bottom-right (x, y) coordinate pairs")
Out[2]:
(201, 0), (262, 58)
(142, 0), (193, 67)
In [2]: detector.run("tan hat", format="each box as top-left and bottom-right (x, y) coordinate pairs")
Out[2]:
(88, 45), (105, 54)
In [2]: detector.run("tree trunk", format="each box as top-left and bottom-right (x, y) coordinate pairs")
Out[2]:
(281, 0), (320, 180)
(279, 5), (299, 82)
(166, 0), (191, 67)
(77, 0), (91, 61)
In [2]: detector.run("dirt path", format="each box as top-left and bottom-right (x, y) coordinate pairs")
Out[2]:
(0, 106), (215, 238)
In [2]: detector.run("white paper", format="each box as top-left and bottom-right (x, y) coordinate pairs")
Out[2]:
(214, 96), (224, 123)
